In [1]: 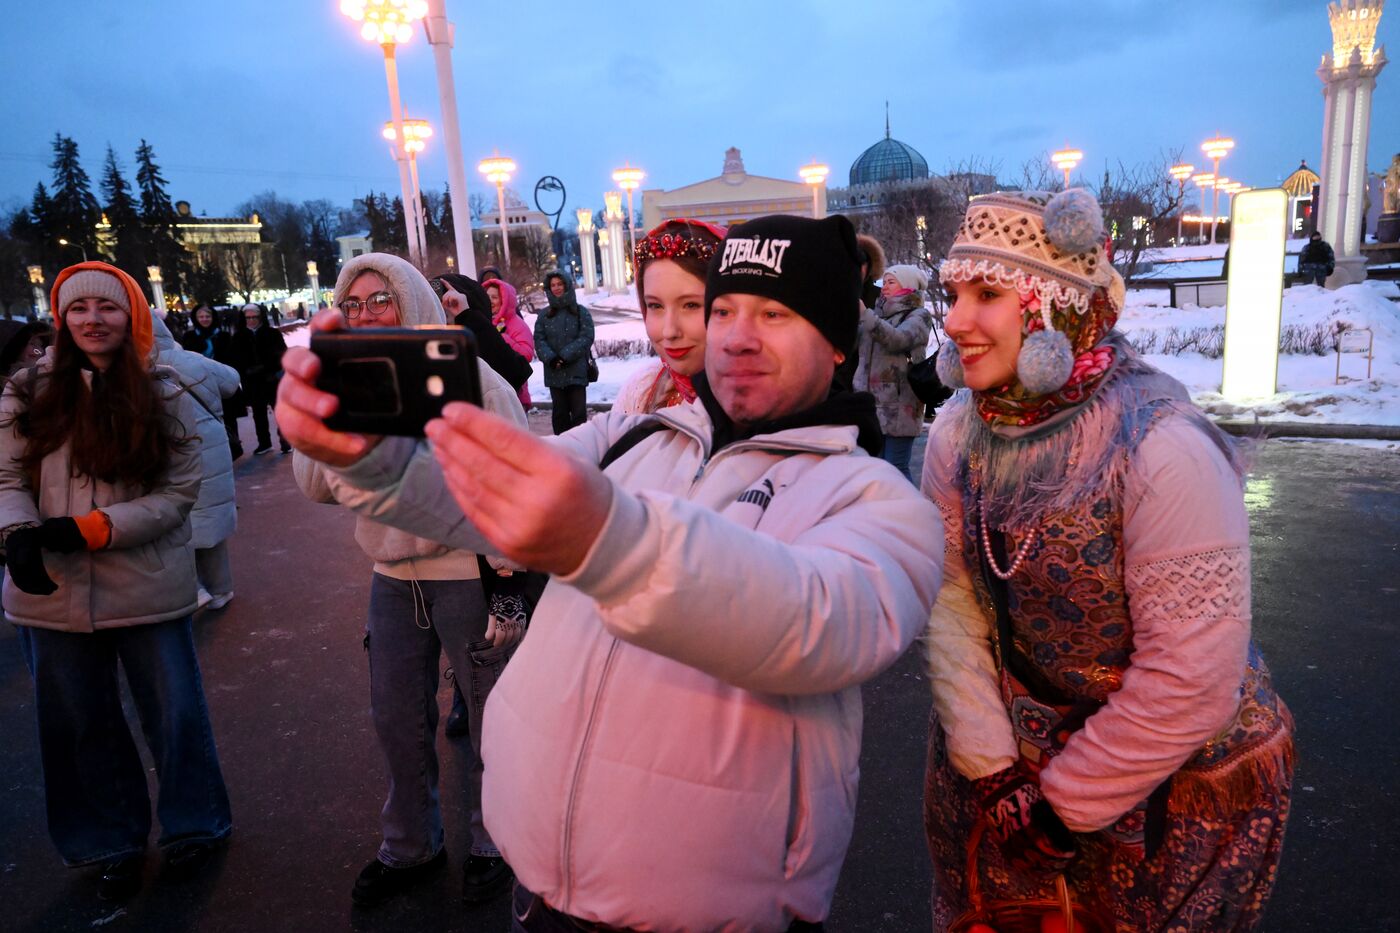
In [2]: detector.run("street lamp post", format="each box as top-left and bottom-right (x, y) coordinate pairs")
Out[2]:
(147, 265), (166, 316)
(340, 0), (428, 268)
(576, 208), (598, 294)
(477, 154), (515, 270)
(799, 162), (829, 219)
(1192, 173), (1216, 243)
(1201, 135), (1234, 244)
(422, 0), (477, 278)
(597, 228), (613, 292)
(307, 261), (321, 317)
(384, 118), (433, 264)
(1169, 163), (1195, 244)
(27, 265), (47, 319)
(57, 238), (88, 262)
(611, 164), (645, 261)
(1051, 146), (1083, 190)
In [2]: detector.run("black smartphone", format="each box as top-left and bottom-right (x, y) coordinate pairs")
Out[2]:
(311, 326), (482, 436)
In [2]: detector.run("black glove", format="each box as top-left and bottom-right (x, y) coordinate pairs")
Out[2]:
(974, 767), (1076, 875)
(39, 517), (86, 554)
(5, 527), (57, 595)
(550, 358), (564, 370)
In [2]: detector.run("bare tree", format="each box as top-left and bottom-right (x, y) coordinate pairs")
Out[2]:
(1096, 150), (1187, 285)
(220, 242), (265, 303)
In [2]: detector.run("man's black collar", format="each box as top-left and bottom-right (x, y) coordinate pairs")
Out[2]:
(693, 372), (883, 457)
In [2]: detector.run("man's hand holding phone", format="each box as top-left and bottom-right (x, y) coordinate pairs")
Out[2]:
(275, 310), (383, 467)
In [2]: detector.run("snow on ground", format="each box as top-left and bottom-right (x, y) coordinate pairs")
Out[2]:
(290, 279), (1400, 428)
(1118, 280), (1400, 426)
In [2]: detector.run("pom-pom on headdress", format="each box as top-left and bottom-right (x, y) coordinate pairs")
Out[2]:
(938, 189), (1118, 397)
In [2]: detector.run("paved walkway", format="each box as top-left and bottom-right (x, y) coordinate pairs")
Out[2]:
(0, 422), (1395, 932)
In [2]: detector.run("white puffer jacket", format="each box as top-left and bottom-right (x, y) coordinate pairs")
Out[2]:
(320, 399), (943, 932)
(151, 316), (239, 547)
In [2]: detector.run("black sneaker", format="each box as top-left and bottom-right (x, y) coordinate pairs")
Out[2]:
(351, 850), (447, 907)
(462, 854), (512, 903)
(253, 444), (273, 455)
(97, 853), (144, 902)
(163, 838), (223, 881)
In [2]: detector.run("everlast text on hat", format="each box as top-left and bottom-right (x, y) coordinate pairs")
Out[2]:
(718, 237), (792, 275)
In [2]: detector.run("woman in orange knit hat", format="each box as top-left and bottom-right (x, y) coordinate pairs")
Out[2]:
(0, 262), (232, 902)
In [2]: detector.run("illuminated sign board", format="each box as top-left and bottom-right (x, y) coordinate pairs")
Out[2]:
(1221, 189), (1288, 400)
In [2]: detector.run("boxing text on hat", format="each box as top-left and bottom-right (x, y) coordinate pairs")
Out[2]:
(718, 237), (792, 275)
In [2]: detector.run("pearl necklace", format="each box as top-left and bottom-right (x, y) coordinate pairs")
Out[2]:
(979, 507), (1042, 580)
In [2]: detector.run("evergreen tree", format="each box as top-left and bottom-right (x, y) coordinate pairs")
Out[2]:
(14, 183), (58, 273)
(135, 139), (188, 303)
(187, 253), (232, 309)
(48, 134), (100, 262)
(100, 146), (148, 282)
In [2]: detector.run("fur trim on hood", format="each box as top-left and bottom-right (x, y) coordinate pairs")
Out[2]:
(856, 234), (886, 283)
(334, 252), (446, 327)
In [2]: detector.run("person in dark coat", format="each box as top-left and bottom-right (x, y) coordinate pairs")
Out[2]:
(0, 320), (54, 378)
(182, 306), (244, 459)
(227, 304), (290, 454)
(430, 273), (534, 396)
(533, 272), (594, 434)
(1298, 232), (1335, 286)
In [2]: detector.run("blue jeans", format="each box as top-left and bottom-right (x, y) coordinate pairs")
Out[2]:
(17, 617), (232, 867)
(366, 573), (509, 866)
(881, 434), (916, 482)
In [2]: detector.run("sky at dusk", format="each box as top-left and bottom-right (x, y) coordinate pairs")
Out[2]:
(1, 0), (1394, 228)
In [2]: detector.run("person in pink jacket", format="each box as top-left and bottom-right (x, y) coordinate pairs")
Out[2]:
(483, 278), (534, 407)
(275, 213), (944, 932)
(921, 190), (1294, 931)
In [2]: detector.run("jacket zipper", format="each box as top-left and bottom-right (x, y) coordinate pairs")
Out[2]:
(560, 638), (620, 907)
(556, 428), (851, 902)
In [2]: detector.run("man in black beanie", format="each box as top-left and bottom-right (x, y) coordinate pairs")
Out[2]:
(705, 214), (865, 432)
(275, 214), (942, 932)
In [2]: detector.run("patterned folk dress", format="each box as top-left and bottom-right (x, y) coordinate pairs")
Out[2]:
(920, 358), (1295, 932)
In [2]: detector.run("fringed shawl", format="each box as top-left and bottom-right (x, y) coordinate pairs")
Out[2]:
(946, 333), (1250, 531)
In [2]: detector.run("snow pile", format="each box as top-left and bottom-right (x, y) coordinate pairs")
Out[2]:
(291, 279), (1400, 427)
(1119, 281), (1400, 426)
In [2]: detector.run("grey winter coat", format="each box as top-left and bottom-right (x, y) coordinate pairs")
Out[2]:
(151, 316), (239, 548)
(534, 279), (595, 389)
(853, 292), (933, 437)
(0, 363), (203, 632)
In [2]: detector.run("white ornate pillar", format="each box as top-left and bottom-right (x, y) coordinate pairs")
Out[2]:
(576, 208), (598, 295)
(604, 191), (627, 292)
(1317, 0), (1387, 287)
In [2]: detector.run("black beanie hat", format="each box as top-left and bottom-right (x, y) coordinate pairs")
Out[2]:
(705, 214), (862, 357)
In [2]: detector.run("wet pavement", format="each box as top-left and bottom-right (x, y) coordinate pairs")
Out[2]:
(0, 422), (1395, 932)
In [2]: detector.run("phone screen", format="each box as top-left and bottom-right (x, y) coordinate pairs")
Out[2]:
(334, 358), (403, 416)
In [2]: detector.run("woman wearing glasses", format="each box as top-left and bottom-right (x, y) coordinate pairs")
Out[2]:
(228, 305), (290, 454)
(291, 254), (528, 908)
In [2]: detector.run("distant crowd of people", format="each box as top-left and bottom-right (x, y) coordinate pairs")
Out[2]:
(3, 188), (1298, 932)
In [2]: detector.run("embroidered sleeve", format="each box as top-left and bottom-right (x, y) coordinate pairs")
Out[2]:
(920, 422), (1017, 779)
(1040, 416), (1252, 832)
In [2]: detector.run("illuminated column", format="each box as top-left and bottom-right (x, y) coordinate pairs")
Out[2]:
(146, 265), (167, 317)
(384, 119), (432, 266)
(576, 208), (598, 295)
(604, 191), (626, 290)
(597, 228), (614, 291)
(307, 261), (321, 316)
(1222, 189), (1288, 399)
(27, 265), (48, 319)
(1317, 0), (1387, 286)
